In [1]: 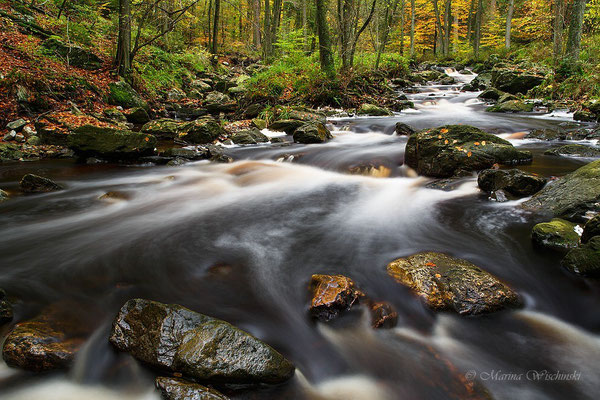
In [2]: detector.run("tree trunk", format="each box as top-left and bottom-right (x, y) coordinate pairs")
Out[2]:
(302, 0), (308, 50)
(505, 0), (514, 49)
(410, 0), (415, 56)
(553, 0), (565, 59)
(566, 0), (587, 60)
(375, 0), (400, 69)
(210, 0), (220, 53)
(316, 0), (335, 77)
(400, 0), (405, 56)
(444, 0), (452, 57)
(433, 0), (444, 56)
(115, 0), (131, 76)
(473, 0), (483, 58)
(466, 0), (475, 43)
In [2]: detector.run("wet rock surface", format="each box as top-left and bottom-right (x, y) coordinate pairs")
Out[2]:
(368, 301), (398, 329)
(0, 289), (13, 326)
(531, 219), (581, 251)
(155, 377), (229, 400)
(68, 125), (157, 157)
(562, 237), (600, 277)
(20, 173), (63, 193)
(109, 299), (295, 384)
(308, 274), (364, 322)
(544, 144), (600, 158)
(581, 216), (600, 244)
(387, 252), (521, 315)
(478, 169), (547, 197)
(293, 122), (333, 144)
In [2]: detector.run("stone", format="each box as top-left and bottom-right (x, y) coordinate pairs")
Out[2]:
(387, 252), (521, 315)
(357, 103), (393, 117)
(6, 118), (27, 131)
(252, 118), (267, 130)
(395, 122), (416, 136)
(531, 219), (581, 251)
(544, 144), (600, 158)
(478, 88), (502, 101)
(574, 110), (596, 122)
(368, 301), (398, 329)
(108, 81), (149, 111)
(268, 120), (304, 135)
(478, 169), (547, 197)
(562, 237), (600, 277)
(405, 125), (532, 178)
(3, 131), (16, 141)
(141, 118), (185, 138)
(205, 92), (236, 113)
(190, 80), (212, 92)
(155, 377), (229, 400)
(309, 274), (364, 322)
(0, 189), (8, 202)
(20, 174), (63, 193)
(177, 118), (225, 144)
(0, 143), (23, 161)
(167, 88), (186, 101)
(293, 122), (333, 144)
(498, 93), (519, 104)
(42, 37), (102, 70)
(0, 289), (12, 326)
(525, 129), (565, 141)
(486, 100), (534, 113)
(582, 216), (600, 244)
(123, 107), (150, 124)
(109, 299), (295, 384)
(231, 128), (269, 145)
(68, 125), (157, 158)
(491, 69), (544, 94)
(104, 107), (128, 123)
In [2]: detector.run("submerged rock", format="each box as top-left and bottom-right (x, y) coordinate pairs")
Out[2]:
(531, 219), (581, 251)
(478, 169), (546, 197)
(68, 125), (157, 157)
(20, 174), (63, 193)
(368, 301), (398, 329)
(155, 377), (229, 400)
(544, 144), (600, 158)
(357, 103), (393, 117)
(582, 216), (600, 244)
(293, 122), (333, 144)
(405, 125), (532, 178)
(522, 160), (600, 221)
(387, 252), (521, 315)
(308, 274), (364, 322)
(525, 129), (564, 141)
(109, 299), (294, 384)
(231, 128), (269, 145)
(562, 237), (600, 277)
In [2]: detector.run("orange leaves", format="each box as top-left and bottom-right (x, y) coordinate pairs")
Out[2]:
(144, 136), (150, 142)
(444, 139), (449, 144)
(425, 262), (437, 267)
(440, 128), (449, 134)
(434, 273), (442, 278)
(467, 151), (472, 157)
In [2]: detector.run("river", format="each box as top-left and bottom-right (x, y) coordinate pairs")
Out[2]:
(1, 71), (599, 400)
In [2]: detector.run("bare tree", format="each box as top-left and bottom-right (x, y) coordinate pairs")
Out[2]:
(505, 0), (514, 49)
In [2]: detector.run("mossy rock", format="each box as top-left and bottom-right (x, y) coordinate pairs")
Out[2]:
(486, 100), (534, 113)
(0, 143), (23, 162)
(478, 169), (546, 197)
(405, 125), (532, 178)
(357, 103), (393, 116)
(545, 144), (600, 158)
(123, 107), (150, 124)
(531, 219), (581, 251)
(293, 122), (333, 144)
(42, 37), (102, 70)
(525, 129), (565, 141)
(155, 377), (228, 400)
(177, 118), (225, 144)
(562, 237), (600, 277)
(268, 119), (304, 134)
(20, 174), (63, 193)
(68, 125), (156, 158)
(498, 93), (519, 104)
(582, 216), (600, 244)
(141, 118), (185, 138)
(491, 69), (544, 94)
(231, 128), (269, 145)
(108, 81), (149, 111)
(478, 88), (502, 101)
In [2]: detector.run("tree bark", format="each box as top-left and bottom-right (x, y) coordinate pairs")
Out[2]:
(253, 0), (261, 48)
(316, 0), (335, 77)
(553, 0), (565, 59)
(210, 0), (220, 53)
(505, 0), (514, 49)
(566, 0), (587, 60)
(115, 0), (131, 76)
(444, 0), (451, 56)
(410, 0), (415, 56)
(473, 0), (483, 58)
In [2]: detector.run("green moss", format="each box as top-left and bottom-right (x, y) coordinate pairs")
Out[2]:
(532, 219), (581, 251)
(108, 81), (148, 111)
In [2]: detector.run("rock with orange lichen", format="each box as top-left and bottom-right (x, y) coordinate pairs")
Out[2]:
(309, 274), (364, 321)
(387, 252), (521, 315)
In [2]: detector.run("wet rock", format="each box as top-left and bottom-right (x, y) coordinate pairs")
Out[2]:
(522, 160), (600, 221)
(357, 103), (393, 117)
(498, 93), (519, 104)
(68, 125), (157, 158)
(582, 216), (600, 244)
(155, 377), (229, 400)
(491, 70), (544, 94)
(489, 189), (509, 202)
(109, 299), (294, 384)
(405, 125), (532, 178)
(387, 252), (521, 315)
(99, 191), (132, 202)
(141, 118), (185, 138)
(2, 306), (87, 372)
(544, 144), (600, 158)
(6, 118), (27, 132)
(308, 274), (364, 322)
(268, 120), (304, 135)
(574, 110), (596, 122)
(486, 100), (534, 113)
(478, 88), (502, 101)
(293, 122), (333, 144)
(167, 88), (186, 101)
(231, 129), (269, 145)
(368, 301), (398, 329)
(478, 169), (547, 197)
(177, 117), (225, 144)
(161, 147), (210, 160)
(419, 70), (444, 82)
(205, 92), (237, 113)
(525, 128), (564, 141)
(123, 107), (150, 124)
(0, 289), (13, 326)
(348, 162), (392, 178)
(468, 71), (492, 90)
(108, 81), (149, 111)
(531, 219), (581, 251)
(20, 174), (63, 193)
(0, 189), (8, 202)
(562, 237), (600, 277)
(390, 77), (412, 87)
(395, 122), (416, 136)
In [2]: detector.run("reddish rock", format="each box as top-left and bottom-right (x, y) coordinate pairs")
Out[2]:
(368, 301), (398, 329)
(309, 274), (364, 321)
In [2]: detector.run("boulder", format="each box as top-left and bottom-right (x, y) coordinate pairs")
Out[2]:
(108, 81), (149, 111)
(205, 92), (237, 113)
(486, 100), (534, 113)
(562, 237), (600, 277)
(20, 174), (63, 193)
(0, 289), (13, 326)
(177, 118), (225, 144)
(468, 71), (492, 90)
(109, 299), (294, 384)
(491, 70), (544, 94)
(190, 80), (213, 92)
(478, 88), (502, 101)
(293, 122), (333, 144)
(395, 122), (416, 136)
(498, 93), (519, 104)
(104, 108), (128, 124)
(582, 216), (600, 244)
(544, 144), (600, 158)
(574, 110), (596, 122)
(268, 120), (304, 135)
(525, 129), (564, 141)
(531, 219), (581, 251)
(405, 125), (532, 178)
(522, 160), (600, 221)
(141, 118), (185, 138)
(123, 107), (150, 124)
(0, 189), (8, 202)
(68, 125), (157, 157)
(42, 37), (102, 70)
(155, 377), (229, 400)
(348, 162), (392, 178)
(6, 118), (27, 131)
(2, 306), (87, 372)
(419, 70), (444, 82)
(368, 301), (398, 329)
(167, 88), (186, 101)
(357, 104), (393, 117)
(387, 252), (521, 315)
(231, 129), (269, 145)
(439, 76), (456, 85)
(308, 274), (364, 322)
(478, 169), (547, 197)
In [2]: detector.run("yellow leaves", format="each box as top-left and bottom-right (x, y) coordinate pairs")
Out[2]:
(467, 151), (472, 157)
(440, 128), (449, 134)
(438, 135), (442, 139)
(145, 136), (150, 142)
(474, 142), (480, 146)
(444, 139), (449, 144)
(434, 273), (442, 278)
(482, 141), (486, 146)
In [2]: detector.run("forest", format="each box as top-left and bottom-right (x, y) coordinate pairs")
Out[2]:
(2, 1), (600, 400)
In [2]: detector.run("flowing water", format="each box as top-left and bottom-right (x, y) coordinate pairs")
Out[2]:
(1, 71), (600, 400)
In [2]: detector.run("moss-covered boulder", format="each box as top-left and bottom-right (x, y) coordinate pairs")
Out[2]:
(387, 252), (521, 315)
(231, 128), (269, 145)
(42, 37), (102, 70)
(545, 144), (600, 158)
(177, 118), (225, 144)
(395, 122), (416, 136)
(141, 118), (184, 138)
(108, 81), (149, 111)
(491, 69), (544, 94)
(155, 377), (229, 400)
(308, 274), (364, 322)
(478, 88), (503, 101)
(293, 122), (333, 144)
(531, 219), (581, 251)
(0, 143), (23, 162)
(486, 100), (534, 113)
(109, 299), (295, 384)
(357, 103), (393, 116)
(405, 125), (532, 178)
(478, 169), (547, 197)
(205, 92), (237, 113)
(20, 174), (63, 193)
(522, 160), (600, 221)
(562, 237), (600, 276)
(582, 216), (600, 244)
(525, 129), (565, 141)
(268, 119), (304, 134)
(123, 107), (150, 124)
(68, 125), (156, 157)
